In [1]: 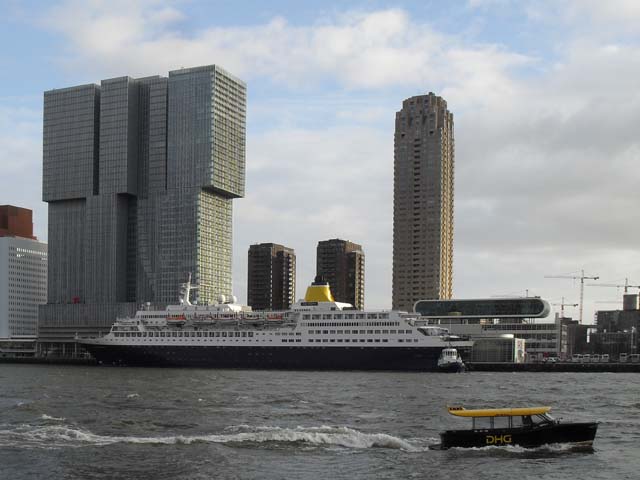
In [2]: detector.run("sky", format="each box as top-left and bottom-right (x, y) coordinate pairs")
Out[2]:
(2, 0), (640, 323)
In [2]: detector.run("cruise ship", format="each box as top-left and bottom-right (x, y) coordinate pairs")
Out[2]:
(80, 276), (473, 371)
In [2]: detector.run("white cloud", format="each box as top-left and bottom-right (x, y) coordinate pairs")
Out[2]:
(0, 105), (47, 240)
(562, 0), (640, 26)
(233, 125), (393, 308)
(42, 2), (530, 92)
(23, 1), (640, 323)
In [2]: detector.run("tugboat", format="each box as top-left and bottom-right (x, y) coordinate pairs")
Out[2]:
(432, 406), (598, 449)
(437, 348), (465, 373)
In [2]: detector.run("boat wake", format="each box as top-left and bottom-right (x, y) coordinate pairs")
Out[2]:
(0, 423), (430, 452)
(446, 442), (594, 457)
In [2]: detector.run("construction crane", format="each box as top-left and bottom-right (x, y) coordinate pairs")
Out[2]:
(586, 278), (640, 294)
(544, 270), (599, 324)
(551, 297), (578, 319)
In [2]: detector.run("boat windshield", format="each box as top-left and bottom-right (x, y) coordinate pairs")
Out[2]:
(522, 414), (554, 426)
(534, 413), (555, 424)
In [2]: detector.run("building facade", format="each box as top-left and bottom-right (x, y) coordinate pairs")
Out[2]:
(247, 243), (296, 310)
(393, 93), (454, 311)
(316, 239), (364, 310)
(39, 65), (246, 355)
(414, 297), (566, 360)
(591, 299), (640, 359)
(0, 206), (47, 340)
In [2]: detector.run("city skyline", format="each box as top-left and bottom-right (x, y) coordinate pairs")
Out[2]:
(2, 1), (640, 322)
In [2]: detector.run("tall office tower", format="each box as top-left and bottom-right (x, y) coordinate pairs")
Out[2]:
(247, 243), (296, 311)
(392, 93), (454, 312)
(316, 239), (365, 310)
(39, 65), (246, 356)
(0, 206), (47, 338)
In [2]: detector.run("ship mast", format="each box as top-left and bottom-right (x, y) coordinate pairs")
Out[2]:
(179, 273), (201, 305)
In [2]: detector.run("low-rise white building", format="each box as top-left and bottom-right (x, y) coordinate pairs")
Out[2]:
(0, 206), (47, 341)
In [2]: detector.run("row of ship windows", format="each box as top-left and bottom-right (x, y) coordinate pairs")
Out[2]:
(114, 331), (255, 338)
(303, 314), (390, 321)
(291, 339), (420, 344)
(309, 329), (413, 335)
(305, 321), (400, 327)
(109, 334), (420, 345)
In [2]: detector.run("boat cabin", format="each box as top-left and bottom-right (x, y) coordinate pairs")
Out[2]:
(447, 406), (555, 430)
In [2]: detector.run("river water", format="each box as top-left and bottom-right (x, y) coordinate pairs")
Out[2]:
(1, 365), (638, 479)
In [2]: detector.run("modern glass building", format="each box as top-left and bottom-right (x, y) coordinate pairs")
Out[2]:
(414, 298), (550, 318)
(392, 93), (454, 311)
(39, 65), (246, 356)
(414, 297), (564, 360)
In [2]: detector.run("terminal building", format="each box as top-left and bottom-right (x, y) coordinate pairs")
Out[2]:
(413, 297), (567, 361)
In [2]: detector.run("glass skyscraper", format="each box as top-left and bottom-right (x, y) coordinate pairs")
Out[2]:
(39, 65), (246, 356)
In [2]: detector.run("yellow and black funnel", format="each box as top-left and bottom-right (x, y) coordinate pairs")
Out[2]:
(304, 276), (335, 302)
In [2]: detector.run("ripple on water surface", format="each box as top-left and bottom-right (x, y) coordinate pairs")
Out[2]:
(0, 366), (639, 480)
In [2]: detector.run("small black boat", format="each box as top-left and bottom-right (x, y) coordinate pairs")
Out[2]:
(433, 406), (598, 450)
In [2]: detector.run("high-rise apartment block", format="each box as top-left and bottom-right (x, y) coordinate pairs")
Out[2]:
(247, 243), (296, 310)
(39, 65), (246, 355)
(316, 239), (364, 310)
(0, 206), (47, 338)
(392, 93), (454, 311)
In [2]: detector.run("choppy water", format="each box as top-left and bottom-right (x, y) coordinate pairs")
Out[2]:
(1, 365), (639, 479)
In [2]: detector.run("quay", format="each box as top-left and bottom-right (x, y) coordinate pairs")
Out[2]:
(0, 357), (97, 366)
(468, 362), (640, 372)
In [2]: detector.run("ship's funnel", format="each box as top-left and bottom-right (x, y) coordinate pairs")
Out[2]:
(304, 275), (335, 302)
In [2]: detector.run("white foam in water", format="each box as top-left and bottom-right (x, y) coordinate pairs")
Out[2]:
(450, 442), (583, 454)
(0, 423), (425, 452)
(126, 393), (139, 399)
(41, 414), (65, 421)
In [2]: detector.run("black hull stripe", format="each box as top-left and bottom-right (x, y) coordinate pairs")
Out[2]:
(83, 345), (454, 371)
